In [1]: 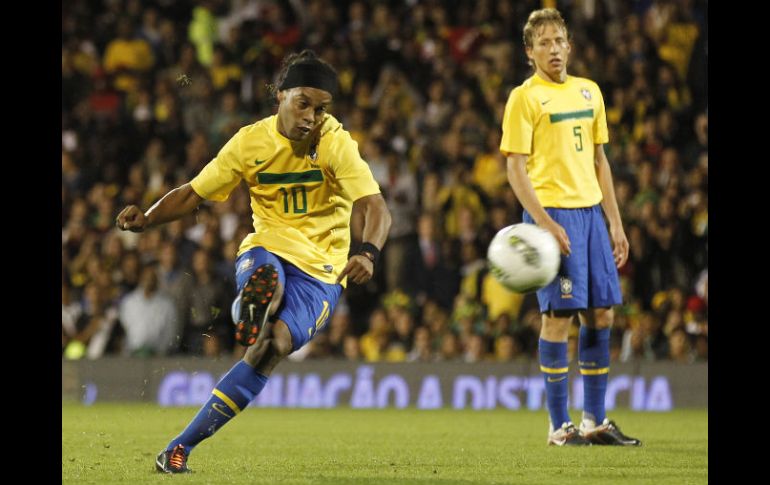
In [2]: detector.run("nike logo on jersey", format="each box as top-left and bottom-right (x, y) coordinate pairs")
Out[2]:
(255, 159), (266, 165)
(541, 99), (551, 105)
(547, 376), (567, 383)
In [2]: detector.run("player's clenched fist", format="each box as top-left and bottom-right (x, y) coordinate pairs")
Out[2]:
(115, 205), (148, 232)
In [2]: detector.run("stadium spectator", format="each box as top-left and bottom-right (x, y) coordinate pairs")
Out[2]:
(118, 264), (179, 357)
(343, 334), (362, 361)
(407, 326), (433, 362)
(360, 307), (390, 362)
(380, 149), (419, 292)
(437, 332), (461, 362)
(327, 301), (352, 357)
(463, 334), (487, 363)
(102, 17), (154, 94)
(668, 326), (694, 364)
(494, 334), (519, 362)
(177, 249), (229, 357)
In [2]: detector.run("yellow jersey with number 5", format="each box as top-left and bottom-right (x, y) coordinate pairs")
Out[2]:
(190, 114), (381, 284)
(500, 74), (608, 208)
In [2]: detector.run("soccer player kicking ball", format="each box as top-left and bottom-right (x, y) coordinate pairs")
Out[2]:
(500, 9), (641, 446)
(116, 50), (392, 472)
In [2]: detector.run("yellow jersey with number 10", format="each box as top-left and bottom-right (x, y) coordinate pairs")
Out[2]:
(500, 74), (608, 208)
(190, 114), (381, 285)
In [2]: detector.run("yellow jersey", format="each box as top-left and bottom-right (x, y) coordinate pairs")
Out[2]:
(191, 114), (381, 285)
(500, 74), (608, 208)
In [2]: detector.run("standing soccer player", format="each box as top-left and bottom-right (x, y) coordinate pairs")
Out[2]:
(500, 9), (641, 446)
(116, 50), (392, 472)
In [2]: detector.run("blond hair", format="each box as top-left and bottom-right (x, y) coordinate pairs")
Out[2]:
(522, 8), (569, 49)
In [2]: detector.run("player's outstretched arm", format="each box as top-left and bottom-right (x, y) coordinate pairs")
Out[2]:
(115, 183), (204, 232)
(506, 154), (571, 255)
(594, 144), (628, 268)
(336, 193), (392, 285)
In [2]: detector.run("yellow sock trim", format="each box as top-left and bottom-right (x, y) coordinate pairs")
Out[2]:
(540, 365), (569, 374)
(212, 389), (241, 414)
(579, 367), (609, 375)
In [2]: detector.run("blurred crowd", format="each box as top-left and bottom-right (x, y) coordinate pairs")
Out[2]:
(62, 0), (708, 364)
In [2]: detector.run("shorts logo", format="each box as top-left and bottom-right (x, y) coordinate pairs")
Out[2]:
(309, 300), (331, 337)
(323, 264), (333, 273)
(581, 88), (592, 100)
(237, 258), (253, 273)
(560, 277), (573, 298)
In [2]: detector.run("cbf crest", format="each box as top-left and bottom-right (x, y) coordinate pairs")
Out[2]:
(560, 277), (573, 297)
(580, 88), (592, 100)
(307, 143), (320, 168)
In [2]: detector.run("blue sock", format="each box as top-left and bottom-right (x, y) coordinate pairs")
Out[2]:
(167, 361), (268, 453)
(578, 326), (610, 424)
(539, 338), (571, 429)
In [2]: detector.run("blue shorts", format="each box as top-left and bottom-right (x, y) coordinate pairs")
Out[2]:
(523, 205), (622, 312)
(232, 247), (342, 352)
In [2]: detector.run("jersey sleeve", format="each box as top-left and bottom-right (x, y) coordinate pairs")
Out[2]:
(500, 87), (535, 156)
(592, 85), (609, 145)
(328, 128), (381, 201)
(190, 129), (245, 201)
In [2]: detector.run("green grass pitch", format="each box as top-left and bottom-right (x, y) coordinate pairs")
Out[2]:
(62, 403), (707, 485)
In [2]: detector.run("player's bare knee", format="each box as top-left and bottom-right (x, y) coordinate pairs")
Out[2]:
(252, 336), (292, 375)
(593, 308), (614, 329)
(541, 311), (574, 341)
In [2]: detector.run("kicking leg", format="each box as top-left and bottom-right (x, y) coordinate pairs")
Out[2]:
(156, 321), (294, 473)
(156, 258), (288, 473)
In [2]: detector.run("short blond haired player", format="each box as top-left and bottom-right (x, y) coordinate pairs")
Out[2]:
(117, 50), (392, 472)
(501, 9), (640, 446)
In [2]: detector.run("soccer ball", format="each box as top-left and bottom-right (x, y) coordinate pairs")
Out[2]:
(487, 223), (561, 293)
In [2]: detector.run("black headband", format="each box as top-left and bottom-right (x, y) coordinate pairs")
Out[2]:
(279, 62), (338, 96)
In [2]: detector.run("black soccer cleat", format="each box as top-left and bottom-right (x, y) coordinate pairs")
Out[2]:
(235, 264), (279, 347)
(155, 444), (192, 474)
(580, 418), (642, 446)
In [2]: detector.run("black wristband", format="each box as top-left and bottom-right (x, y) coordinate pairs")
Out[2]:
(359, 242), (380, 265)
